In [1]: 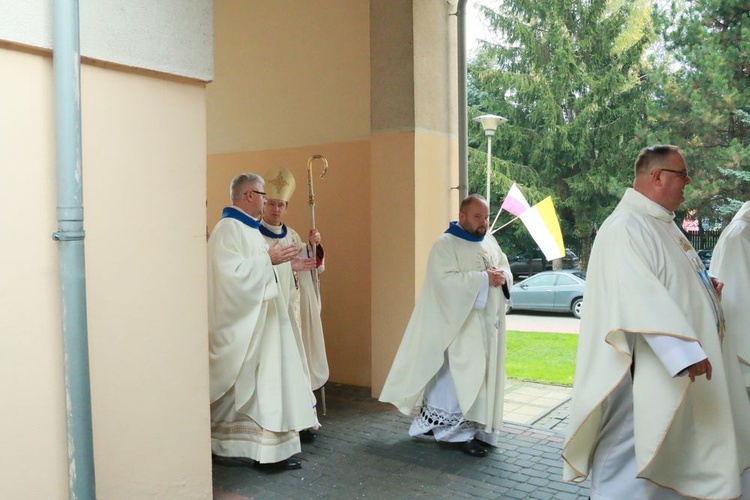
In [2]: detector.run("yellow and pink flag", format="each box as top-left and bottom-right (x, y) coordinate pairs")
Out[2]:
(496, 184), (565, 261)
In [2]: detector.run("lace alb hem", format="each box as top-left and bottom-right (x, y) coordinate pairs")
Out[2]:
(411, 404), (477, 434)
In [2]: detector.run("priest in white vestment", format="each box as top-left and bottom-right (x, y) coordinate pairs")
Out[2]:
(563, 146), (750, 499)
(260, 166), (329, 441)
(379, 195), (512, 457)
(208, 173), (318, 470)
(261, 166), (329, 392)
(710, 201), (750, 397)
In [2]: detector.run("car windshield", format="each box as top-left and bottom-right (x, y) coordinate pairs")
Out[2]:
(571, 271), (586, 280)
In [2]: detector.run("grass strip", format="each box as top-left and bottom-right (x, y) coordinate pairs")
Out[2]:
(506, 330), (578, 386)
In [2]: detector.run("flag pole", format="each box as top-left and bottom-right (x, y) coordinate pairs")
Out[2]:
(491, 216), (519, 234)
(488, 208), (503, 234)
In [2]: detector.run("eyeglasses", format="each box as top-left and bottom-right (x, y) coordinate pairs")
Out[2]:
(243, 189), (267, 198)
(658, 168), (690, 180)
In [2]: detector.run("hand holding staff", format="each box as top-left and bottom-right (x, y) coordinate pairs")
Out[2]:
(307, 155), (328, 292)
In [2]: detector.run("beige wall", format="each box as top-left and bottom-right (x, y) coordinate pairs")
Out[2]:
(208, 0), (370, 154)
(0, 46), (212, 499)
(82, 65), (211, 500)
(0, 46), (67, 499)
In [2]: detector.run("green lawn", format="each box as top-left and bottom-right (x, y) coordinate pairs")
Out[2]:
(506, 330), (578, 386)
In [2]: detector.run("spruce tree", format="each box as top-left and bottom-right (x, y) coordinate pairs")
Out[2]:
(469, 0), (656, 264)
(650, 0), (749, 224)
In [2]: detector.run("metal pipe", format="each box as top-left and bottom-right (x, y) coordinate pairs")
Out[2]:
(485, 134), (492, 210)
(52, 0), (97, 498)
(456, 0), (469, 200)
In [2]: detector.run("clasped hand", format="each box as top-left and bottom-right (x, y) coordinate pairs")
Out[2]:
(487, 267), (506, 288)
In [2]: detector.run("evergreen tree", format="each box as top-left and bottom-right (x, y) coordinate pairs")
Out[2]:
(649, 0), (749, 225)
(469, 0), (656, 265)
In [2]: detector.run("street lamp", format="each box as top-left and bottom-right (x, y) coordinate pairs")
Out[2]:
(473, 114), (507, 211)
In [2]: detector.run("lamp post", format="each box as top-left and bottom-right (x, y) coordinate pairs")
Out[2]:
(473, 114), (507, 211)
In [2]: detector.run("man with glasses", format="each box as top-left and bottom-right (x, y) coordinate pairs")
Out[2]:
(207, 173), (318, 471)
(563, 146), (750, 498)
(380, 194), (512, 458)
(710, 200), (750, 398)
(260, 166), (328, 443)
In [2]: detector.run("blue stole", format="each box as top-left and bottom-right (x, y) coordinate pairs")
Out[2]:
(446, 221), (508, 298)
(445, 221), (484, 242)
(259, 223), (288, 239)
(221, 206), (260, 229)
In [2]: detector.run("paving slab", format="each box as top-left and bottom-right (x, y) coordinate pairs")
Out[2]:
(212, 382), (589, 499)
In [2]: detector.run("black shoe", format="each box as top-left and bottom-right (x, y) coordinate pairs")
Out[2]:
(462, 439), (488, 457)
(299, 429), (316, 443)
(254, 458), (302, 470)
(211, 455), (257, 468)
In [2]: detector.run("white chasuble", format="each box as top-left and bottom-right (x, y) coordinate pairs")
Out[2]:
(296, 240), (329, 391)
(563, 189), (750, 499)
(710, 201), (750, 392)
(379, 228), (511, 434)
(208, 212), (317, 445)
(260, 222), (313, 391)
(260, 221), (329, 391)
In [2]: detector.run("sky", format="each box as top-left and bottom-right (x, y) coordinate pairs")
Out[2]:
(466, 1), (498, 54)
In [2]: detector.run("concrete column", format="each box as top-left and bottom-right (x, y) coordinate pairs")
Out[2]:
(370, 0), (458, 394)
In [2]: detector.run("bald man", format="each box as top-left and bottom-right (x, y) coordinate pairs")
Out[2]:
(380, 194), (512, 457)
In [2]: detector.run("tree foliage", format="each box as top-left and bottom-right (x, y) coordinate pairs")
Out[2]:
(468, 0), (656, 263)
(648, 0), (749, 225)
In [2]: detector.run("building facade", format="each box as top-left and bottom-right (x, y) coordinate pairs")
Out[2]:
(1, 1), (462, 497)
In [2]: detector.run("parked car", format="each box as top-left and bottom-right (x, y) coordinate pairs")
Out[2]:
(507, 269), (586, 319)
(697, 248), (713, 268)
(508, 249), (579, 279)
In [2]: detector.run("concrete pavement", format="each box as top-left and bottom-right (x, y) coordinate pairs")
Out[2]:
(212, 382), (585, 499)
(213, 312), (583, 499)
(506, 312), (580, 334)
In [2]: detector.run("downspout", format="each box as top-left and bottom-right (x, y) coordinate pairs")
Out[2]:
(456, 0), (469, 200)
(51, 0), (97, 498)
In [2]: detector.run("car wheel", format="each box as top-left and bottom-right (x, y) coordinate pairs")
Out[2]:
(572, 298), (583, 319)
